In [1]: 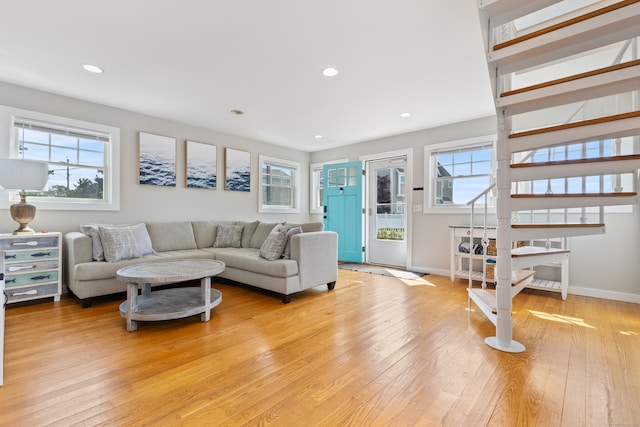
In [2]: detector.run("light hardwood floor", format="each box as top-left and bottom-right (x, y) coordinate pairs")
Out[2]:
(1, 270), (638, 426)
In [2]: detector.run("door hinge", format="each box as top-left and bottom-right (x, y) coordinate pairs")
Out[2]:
(362, 169), (365, 176)
(362, 246), (365, 252)
(362, 208), (366, 214)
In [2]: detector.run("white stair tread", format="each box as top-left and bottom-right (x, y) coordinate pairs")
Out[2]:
(468, 288), (497, 315)
(511, 246), (570, 257)
(487, 1), (640, 73)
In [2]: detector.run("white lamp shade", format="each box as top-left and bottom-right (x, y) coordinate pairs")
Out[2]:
(0, 159), (49, 191)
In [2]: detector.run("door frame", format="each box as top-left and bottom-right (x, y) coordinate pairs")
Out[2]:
(361, 148), (413, 268)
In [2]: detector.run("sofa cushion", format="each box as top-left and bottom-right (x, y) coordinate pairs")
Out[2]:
(211, 248), (298, 277)
(146, 221), (197, 252)
(214, 224), (243, 248)
(249, 222), (281, 248)
(74, 249), (212, 281)
(98, 224), (151, 262)
(237, 220), (259, 248)
(260, 225), (289, 261)
(285, 222), (324, 232)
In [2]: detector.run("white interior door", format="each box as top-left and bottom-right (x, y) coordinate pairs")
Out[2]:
(367, 157), (407, 267)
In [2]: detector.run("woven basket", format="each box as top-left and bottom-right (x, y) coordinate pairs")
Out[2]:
(486, 263), (495, 280)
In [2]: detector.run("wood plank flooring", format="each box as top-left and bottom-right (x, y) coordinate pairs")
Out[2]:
(1, 270), (638, 426)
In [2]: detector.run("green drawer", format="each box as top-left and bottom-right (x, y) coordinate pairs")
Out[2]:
(5, 249), (59, 262)
(5, 270), (59, 288)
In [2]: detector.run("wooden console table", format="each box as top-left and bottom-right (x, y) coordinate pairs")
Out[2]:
(116, 259), (225, 331)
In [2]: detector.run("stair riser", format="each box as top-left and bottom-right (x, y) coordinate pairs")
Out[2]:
(468, 289), (498, 326)
(511, 226), (606, 240)
(488, 5), (640, 73)
(511, 158), (640, 181)
(511, 195), (638, 211)
(478, 0), (563, 27)
(511, 253), (569, 270)
(497, 66), (640, 115)
(509, 115), (640, 152)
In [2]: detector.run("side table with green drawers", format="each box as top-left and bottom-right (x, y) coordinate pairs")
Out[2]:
(0, 232), (62, 304)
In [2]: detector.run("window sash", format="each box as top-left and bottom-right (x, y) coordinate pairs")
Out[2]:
(15, 118), (108, 202)
(259, 155), (300, 213)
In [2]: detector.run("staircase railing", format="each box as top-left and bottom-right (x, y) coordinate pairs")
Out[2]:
(466, 183), (496, 311)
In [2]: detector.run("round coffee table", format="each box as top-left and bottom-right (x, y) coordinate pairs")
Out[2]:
(116, 259), (225, 331)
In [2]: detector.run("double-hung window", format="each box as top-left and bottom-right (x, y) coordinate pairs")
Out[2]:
(309, 158), (348, 214)
(1, 107), (120, 210)
(259, 155), (300, 213)
(424, 135), (495, 212)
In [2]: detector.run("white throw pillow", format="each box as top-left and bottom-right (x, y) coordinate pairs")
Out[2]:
(81, 223), (105, 261)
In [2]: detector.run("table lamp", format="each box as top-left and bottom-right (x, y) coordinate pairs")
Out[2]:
(0, 159), (49, 234)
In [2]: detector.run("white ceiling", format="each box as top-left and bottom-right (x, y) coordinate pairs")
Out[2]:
(0, 1), (496, 152)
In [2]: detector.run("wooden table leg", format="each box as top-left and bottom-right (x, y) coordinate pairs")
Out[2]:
(126, 282), (138, 332)
(201, 276), (211, 322)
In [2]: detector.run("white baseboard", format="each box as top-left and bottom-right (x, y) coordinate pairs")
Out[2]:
(568, 286), (640, 304)
(409, 266), (450, 277)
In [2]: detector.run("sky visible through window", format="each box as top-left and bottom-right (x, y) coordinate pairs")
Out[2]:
(19, 127), (105, 194)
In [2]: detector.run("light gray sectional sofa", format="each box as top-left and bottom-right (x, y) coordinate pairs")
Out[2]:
(64, 220), (338, 307)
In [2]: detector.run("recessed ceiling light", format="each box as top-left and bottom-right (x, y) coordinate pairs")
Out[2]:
(314, 134), (323, 139)
(82, 64), (104, 74)
(230, 109), (244, 115)
(400, 112), (413, 118)
(322, 67), (339, 77)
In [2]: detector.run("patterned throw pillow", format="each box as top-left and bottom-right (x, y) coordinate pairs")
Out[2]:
(213, 224), (243, 248)
(84, 223), (154, 261)
(281, 226), (302, 259)
(98, 225), (143, 262)
(259, 225), (289, 261)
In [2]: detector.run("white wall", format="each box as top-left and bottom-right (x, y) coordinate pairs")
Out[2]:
(3, 82), (638, 302)
(311, 117), (640, 303)
(0, 82), (312, 235)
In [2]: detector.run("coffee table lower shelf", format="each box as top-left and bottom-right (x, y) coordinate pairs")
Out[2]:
(119, 287), (222, 330)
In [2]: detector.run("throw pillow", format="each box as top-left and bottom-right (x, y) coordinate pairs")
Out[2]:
(214, 224), (243, 248)
(80, 223), (105, 261)
(129, 223), (155, 256)
(98, 225), (144, 262)
(81, 222), (154, 261)
(281, 226), (302, 259)
(259, 225), (289, 261)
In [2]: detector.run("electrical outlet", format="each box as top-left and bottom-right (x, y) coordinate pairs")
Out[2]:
(412, 205), (422, 212)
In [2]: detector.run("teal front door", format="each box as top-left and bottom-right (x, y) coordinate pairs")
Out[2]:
(323, 161), (364, 263)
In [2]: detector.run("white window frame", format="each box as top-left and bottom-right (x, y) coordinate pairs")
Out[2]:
(309, 158), (348, 214)
(259, 155), (300, 213)
(424, 135), (496, 213)
(0, 106), (120, 211)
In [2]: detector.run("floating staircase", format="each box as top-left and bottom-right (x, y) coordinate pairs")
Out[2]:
(473, 0), (640, 352)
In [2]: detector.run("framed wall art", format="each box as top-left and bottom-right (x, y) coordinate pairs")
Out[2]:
(225, 148), (250, 191)
(186, 140), (217, 189)
(138, 132), (176, 186)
